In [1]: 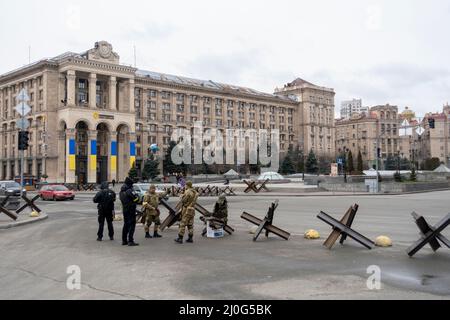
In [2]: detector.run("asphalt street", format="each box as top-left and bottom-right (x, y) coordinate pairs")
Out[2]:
(0, 191), (449, 300)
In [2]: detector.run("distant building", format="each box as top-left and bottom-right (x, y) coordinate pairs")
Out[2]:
(335, 104), (399, 169)
(421, 104), (450, 166)
(340, 99), (368, 119)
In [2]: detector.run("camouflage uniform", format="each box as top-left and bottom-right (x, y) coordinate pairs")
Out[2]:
(142, 193), (160, 234)
(212, 195), (228, 225)
(178, 185), (199, 238)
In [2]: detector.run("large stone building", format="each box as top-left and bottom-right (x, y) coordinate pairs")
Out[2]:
(0, 41), (335, 184)
(335, 104), (399, 169)
(274, 79), (336, 157)
(421, 104), (450, 166)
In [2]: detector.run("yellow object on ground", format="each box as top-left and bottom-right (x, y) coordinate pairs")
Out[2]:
(30, 211), (40, 218)
(304, 229), (320, 239)
(249, 226), (258, 234)
(375, 235), (393, 247)
(114, 214), (123, 222)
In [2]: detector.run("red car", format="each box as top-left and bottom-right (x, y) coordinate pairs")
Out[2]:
(39, 185), (75, 201)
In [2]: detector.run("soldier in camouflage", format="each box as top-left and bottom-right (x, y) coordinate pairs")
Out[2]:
(175, 181), (199, 244)
(212, 195), (228, 224)
(141, 185), (167, 239)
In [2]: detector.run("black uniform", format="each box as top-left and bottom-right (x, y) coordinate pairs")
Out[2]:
(120, 177), (140, 245)
(93, 182), (116, 241)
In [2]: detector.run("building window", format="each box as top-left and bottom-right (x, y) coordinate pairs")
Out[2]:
(161, 91), (171, 99)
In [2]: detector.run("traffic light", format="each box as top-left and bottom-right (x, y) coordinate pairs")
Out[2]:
(428, 118), (435, 129)
(18, 131), (30, 151)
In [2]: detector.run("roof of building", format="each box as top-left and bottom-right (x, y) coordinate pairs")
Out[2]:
(136, 69), (296, 102)
(0, 50), (299, 103)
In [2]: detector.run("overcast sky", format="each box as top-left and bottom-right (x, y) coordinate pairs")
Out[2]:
(1, 0), (449, 118)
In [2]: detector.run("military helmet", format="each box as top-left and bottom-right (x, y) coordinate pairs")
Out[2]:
(186, 181), (193, 188)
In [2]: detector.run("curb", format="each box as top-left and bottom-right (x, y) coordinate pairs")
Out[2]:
(0, 213), (48, 230)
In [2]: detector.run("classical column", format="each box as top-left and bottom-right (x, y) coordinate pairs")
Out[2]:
(129, 132), (137, 169)
(66, 70), (76, 107)
(57, 131), (66, 183)
(108, 131), (118, 183)
(89, 73), (97, 109)
(65, 129), (76, 184)
(117, 131), (127, 182)
(109, 76), (117, 111)
(87, 131), (97, 184)
(128, 79), (135, 113)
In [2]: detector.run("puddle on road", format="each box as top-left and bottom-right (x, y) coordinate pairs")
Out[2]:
(381, 270), (449, 295)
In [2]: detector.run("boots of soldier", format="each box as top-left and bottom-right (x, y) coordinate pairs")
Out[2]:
(145, 232), (152, 239)
(174, 235), (183, 244)
(153, 231), (162, 238)
(186, 235), (194, 243)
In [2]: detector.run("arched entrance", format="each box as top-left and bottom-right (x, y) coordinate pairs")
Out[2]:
(75, 121), (89, 184)
(96, 123), (109, 183)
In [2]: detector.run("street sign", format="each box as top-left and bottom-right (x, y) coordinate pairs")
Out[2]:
(17, 118), (29, 130)
(17, 89), (30, 102)
(15, 103), (31, 117)
(416, 126), (425, 136)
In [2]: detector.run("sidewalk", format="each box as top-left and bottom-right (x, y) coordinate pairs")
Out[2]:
(0, 212), (48, 230)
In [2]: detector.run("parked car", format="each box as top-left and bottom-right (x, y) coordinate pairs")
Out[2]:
(0, 181), (26, 210)
(39, 185), (75, 201)
(133, 183), (169, 202)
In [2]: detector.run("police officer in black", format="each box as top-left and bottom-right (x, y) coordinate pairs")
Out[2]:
(120, 177), (140, 246)
(93, 182), (116, 241)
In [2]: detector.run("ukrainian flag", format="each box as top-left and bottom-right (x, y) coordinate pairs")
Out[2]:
(69, 139), (76, 171)
(111, 141), (117, 172)
(130, 142), (136, 168)
(90, 140), (97, 172)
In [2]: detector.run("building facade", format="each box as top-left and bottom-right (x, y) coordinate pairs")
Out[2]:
(0, 41), (336, 183)
(421, 105), (450, 166)
(340, 99), (368, 119)
(335, 104), (399, 169)
(274, 79), (336, 158)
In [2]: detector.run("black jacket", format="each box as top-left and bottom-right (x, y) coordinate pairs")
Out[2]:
(93, 182), (116, 214)
(120, 178), (139, 215)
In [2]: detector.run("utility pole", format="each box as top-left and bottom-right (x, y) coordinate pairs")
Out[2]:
(15, 89), (31, 196)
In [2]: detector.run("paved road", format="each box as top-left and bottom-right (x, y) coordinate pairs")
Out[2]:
(0, 191), (449, 300)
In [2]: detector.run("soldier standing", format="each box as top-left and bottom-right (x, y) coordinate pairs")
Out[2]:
(93, 182), (116, 241)
(120, 177), (140, 247)
(174, 181), (198, 244)
(142, 185), (167, 239)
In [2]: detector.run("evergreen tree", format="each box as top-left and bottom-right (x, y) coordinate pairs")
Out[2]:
(318, 157), (331, 175)
(384, 155), (397, 171)
(305, 149), (318, 174)
(356, 150), (363, 174)
(128, 163), (138, 181)
(142, 154), (160, 181)
(163, 141), (187, 175)
(347, 150), (354, 174)
(410, 164), (417, 182)
(279, 150), (296, 175)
